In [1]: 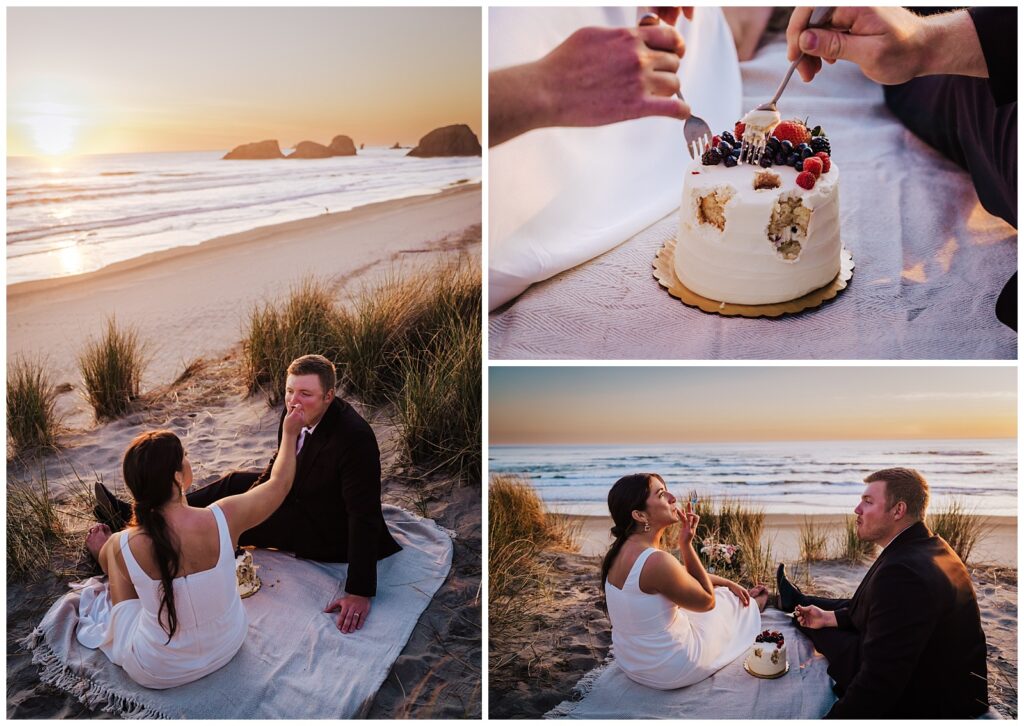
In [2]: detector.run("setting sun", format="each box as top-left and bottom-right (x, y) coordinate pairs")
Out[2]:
(25, 103), (80, 156)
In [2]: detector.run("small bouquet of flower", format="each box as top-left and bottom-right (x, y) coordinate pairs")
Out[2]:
(700, 540), (739, 573)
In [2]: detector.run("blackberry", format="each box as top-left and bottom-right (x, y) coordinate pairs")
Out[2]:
(701, 148), (723, 165)
(721, 130), (737, 146)
(723, 154), (738, 168)
(810, 136), (831, 154)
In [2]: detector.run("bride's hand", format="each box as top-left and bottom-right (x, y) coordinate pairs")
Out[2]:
(282, 403), (305, 439)
(724, 579), (751, 607)
(677, 501), (699, 546)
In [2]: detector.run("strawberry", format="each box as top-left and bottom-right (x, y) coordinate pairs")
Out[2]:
(771, 119), (811, 147)
(802, 157), (823, 178)
(815, 151), (831, 173)
(734, 121), (745, 139)
(795, 171), (816, 190)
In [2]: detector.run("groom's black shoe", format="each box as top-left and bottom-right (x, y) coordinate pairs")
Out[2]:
(776, 563), (805, 613)
(94, 481), (131, 531)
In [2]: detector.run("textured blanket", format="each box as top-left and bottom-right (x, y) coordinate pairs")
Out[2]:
(20, 505), (453, 719)
(490, 32), (1017, 359)
(546, 608), (837, 719)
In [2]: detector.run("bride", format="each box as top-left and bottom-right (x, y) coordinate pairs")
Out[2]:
(602, 473), (767, 689)
(76, 404), (303, 689)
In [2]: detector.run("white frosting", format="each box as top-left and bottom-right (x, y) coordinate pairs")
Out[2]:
(748, 642), (788, 676)
(676, 159), (841, 305)
(740, 108), (781, 139)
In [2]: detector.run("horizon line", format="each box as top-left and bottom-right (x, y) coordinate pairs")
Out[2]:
(491, 435), (1016, 447)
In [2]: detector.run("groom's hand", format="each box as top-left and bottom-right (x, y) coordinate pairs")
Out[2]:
(794, 604), (837, 630)
(324, 593), (371, 634)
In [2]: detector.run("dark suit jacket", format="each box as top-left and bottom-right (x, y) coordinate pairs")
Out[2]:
(256, 397), (401, 597)
(825, 521), (987, 719)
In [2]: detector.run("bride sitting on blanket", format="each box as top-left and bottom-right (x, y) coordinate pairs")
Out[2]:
(76, 405), (303, 689)
(602, 473), (767, 690)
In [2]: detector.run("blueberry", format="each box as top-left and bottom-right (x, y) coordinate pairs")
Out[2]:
(795, 159), (804, 171)
(723, 154), (738, 168)
(781, 140), (793, 153)
(759, 155), (773, 168)
(801, 146), (815, 159)
(774, 151), (786, 165)
(721, 131), (736, 146)
(701, 148), (723, 166)
(787, 152), (800, 166)
(717, 141), (733, 156)
(797, 143), (810, 153)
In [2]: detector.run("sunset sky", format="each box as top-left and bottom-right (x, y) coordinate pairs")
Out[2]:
(490, 367), (1017, 444)
(7, 7), (480, 156)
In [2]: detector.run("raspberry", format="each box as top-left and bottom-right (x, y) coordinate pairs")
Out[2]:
(815, 151), (831, 173)
(771, 119), (811, 147)
(795, 171), (816, 190)
(734, 121), (745, 139)
(711, 135), (721, 148)
(802, 157), (823, 178)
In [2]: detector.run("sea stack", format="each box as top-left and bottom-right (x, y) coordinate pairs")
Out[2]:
(287, 141), (333, 159)
(223, 140), (285, 160)
(407, 124), (481, 157)
(328, 135), (357, 156)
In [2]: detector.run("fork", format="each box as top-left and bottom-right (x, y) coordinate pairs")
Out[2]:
(739, 6), (836, 165)
(638, 11), (711, 160)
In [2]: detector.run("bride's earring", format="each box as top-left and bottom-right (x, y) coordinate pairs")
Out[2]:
(643, 520), (651, 533)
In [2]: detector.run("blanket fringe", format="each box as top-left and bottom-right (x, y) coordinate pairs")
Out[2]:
(543, 654), (616, 719)
(24, 639), (171, 719)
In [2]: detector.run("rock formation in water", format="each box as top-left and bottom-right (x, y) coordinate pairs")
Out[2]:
(223, 140), (284, 160)
(328, 135), (357, 156)
(407, 124), (481, 157)
(287, 141), (333, 159)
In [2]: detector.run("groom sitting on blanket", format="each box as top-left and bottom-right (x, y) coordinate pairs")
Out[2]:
(95, 354), (402, 634)
(776, 467), (987, 719)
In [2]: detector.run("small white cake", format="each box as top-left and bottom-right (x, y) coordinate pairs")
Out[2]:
(236, 549), (261, 599)
(747, 630), (788, 677)
(675, 131), (841, 305)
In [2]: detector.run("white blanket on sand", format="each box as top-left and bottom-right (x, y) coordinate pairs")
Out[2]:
(546, 609), (837, 719)
(21, 505), (453, 719)
(489, 32), (1017, 359)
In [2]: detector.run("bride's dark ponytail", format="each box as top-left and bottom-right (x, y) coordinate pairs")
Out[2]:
(123, 431), (184, 643)
(600, 473), (665, 589)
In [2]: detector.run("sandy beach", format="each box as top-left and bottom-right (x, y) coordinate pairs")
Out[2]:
(490, 512), (1017, 719)
(8, 183), (480, 431)
(7, 184), (482, 718)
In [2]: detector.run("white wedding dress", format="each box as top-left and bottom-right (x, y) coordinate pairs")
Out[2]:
(76, 503), (247, 689)
(605, 547), (761, 689)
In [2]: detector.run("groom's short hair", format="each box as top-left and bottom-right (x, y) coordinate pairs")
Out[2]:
(865, 467), (929, 521)
(287, 354), (337, 396)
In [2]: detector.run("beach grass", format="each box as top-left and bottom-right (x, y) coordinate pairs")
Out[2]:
(6, 356), (62, 457)
(799, 516), (830, 561)
(692, 494), (772, 586)
(241, 257), (480, 482)
(7, 470), (66, 581)
(242, 278), (342, 404)
(489, 475), (580, 636)
(930, 498), (990, 564)
(77, 316), (147, 420)
(840, 515), (877, 562)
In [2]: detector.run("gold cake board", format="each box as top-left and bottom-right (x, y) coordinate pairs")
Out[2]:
(653, 237), (855, 318)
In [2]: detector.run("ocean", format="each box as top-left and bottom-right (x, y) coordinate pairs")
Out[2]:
(7, 148), (481, 285)
(489, 439), (1017, 517)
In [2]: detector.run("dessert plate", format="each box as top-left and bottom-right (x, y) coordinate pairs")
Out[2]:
(654, 236), (854, 317)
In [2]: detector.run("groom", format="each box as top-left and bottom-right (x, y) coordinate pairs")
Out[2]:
(96, 354), (402, 634)
(776, 468), (987, 718)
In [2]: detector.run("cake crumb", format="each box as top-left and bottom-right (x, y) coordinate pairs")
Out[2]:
(766, 193), (811, 261)
(696, 187), (735, 231)
(753, 170), (781, 190)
